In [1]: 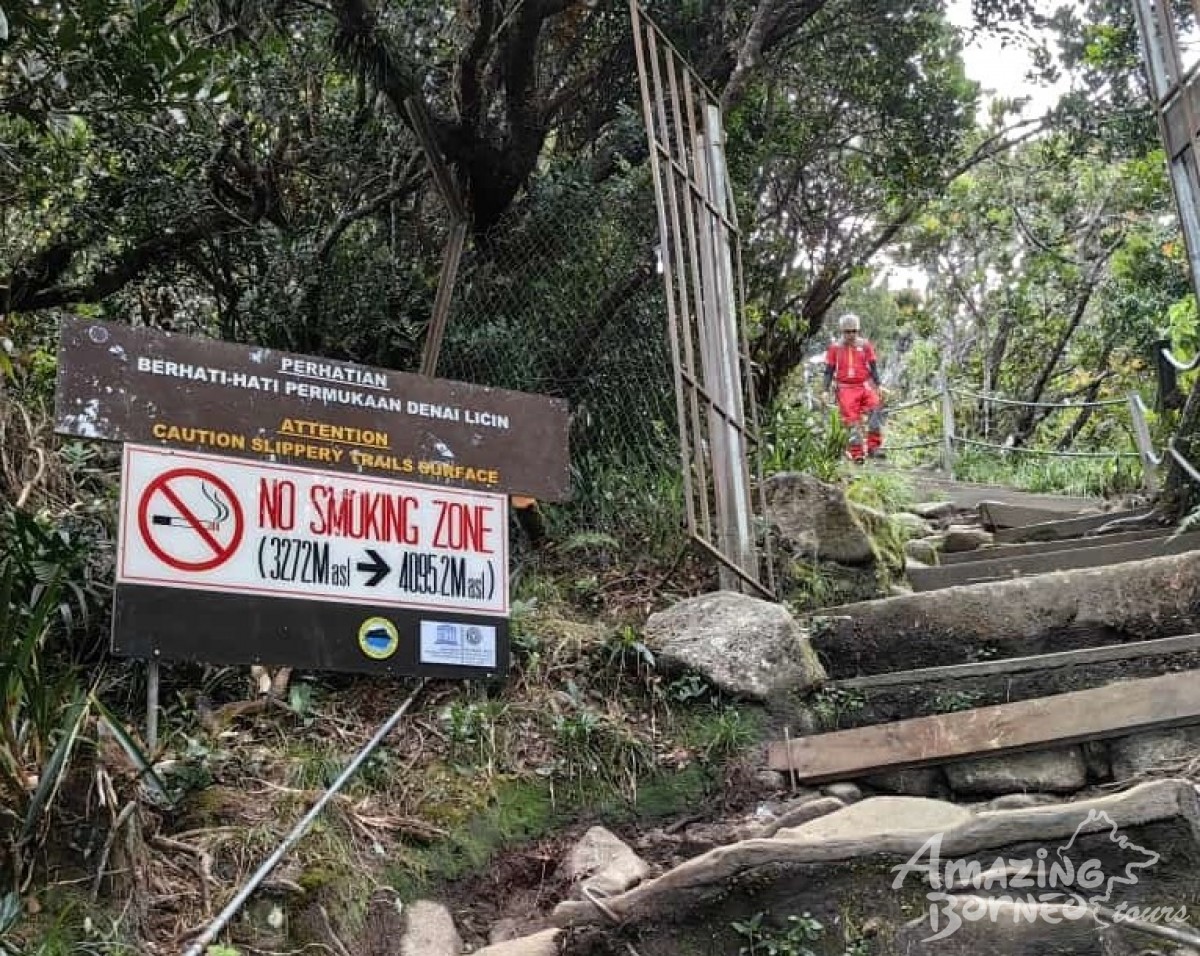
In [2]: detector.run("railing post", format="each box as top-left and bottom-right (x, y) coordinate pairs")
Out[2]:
(940, 381), (956, 478)
(1127, 392), (1160, 495)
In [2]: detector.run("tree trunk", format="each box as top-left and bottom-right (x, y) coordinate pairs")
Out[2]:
(1009, 273), (1102, 445)
(1056, 361), (1112, 450)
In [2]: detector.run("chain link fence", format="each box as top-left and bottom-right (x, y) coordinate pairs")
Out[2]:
(437, 176), (688, 561)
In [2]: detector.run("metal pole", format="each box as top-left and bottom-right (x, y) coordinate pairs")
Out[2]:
(1127, 392), (1161, 494)
(181, 680), (426, 956)
(940, 381), (956, 478)
(146, 659), (159, 754)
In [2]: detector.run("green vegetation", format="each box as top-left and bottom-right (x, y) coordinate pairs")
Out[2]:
(763, 406), (849, 480)
(808, 687), (867, 732)
(732, 910), (871, 956)
(946, 445), (1145, 497)
(7, 0), (1200, 950)
(845, 472), (917, 514)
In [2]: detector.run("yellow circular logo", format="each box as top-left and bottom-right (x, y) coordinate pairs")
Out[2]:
(358, 617), (400, 660)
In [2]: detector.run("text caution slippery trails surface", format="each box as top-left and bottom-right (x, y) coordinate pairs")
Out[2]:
(114, 445), (510, 676)
(54, 317), (570, 500)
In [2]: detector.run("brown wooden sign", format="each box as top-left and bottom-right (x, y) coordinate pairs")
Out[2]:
(54, 317), (571, 500)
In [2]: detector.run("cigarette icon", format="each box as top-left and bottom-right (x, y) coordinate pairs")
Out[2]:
(152, 514), (220, 530)
(151, 483), (231, 532)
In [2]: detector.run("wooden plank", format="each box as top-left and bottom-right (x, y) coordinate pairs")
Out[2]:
(768, 670), (1200, 782)
(877, 468), (1100, 512)
(938, 527), (1171, 565)
(978, 500), (1089, 530)
(908, 531), (1200, 591)
(834, 632), (1200, 691)
(994, 508), (1152, 544)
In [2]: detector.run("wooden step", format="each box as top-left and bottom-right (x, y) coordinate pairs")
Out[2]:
(769, 670), (1200, 783)
(885, 470), (1100, 512)
(978, 500), (1089, 530)
(908, 530), (1200, 591)
(833, 632), (1200, 691)
(994, 508), (1152, 544)
(806, 634), (1200, 732)
(938, 527), (1171, 565)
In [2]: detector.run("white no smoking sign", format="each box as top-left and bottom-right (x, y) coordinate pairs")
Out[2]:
(117, 444), (509, 616)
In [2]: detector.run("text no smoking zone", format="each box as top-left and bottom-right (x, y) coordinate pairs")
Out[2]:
(118, 445), (509, 616)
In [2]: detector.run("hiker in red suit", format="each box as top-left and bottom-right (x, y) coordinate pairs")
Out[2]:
(824, 313), (886, 462)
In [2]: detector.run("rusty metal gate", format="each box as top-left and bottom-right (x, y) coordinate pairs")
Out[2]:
(629, 1), (773, 597)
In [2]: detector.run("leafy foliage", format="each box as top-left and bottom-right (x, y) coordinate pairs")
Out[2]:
(763, 406), (849, 480)
(0, 508), (91, 889)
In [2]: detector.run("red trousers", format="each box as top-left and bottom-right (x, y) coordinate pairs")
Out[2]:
(836, 383), (883, 459)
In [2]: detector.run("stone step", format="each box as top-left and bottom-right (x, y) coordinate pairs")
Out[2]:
(977, 500), (1090, 530)
(993, 507), (1152, 544)
(805, 635), (1200, 731)
(876, 468), (1102, 512)
(551, 779), (1200, 956)
(938, 526), (1171, 565)
(809, 550), (1200, 679)
(907, 530), (1200, 591)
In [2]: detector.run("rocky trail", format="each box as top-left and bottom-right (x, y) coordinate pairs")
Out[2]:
(390, 472), (1200, 956)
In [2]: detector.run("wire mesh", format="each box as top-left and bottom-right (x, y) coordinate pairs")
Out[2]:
(436, 178), (686, 559)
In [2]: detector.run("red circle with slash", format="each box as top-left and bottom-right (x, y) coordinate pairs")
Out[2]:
(137, 468), (244, 572)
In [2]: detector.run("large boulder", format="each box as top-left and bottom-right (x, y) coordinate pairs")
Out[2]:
(943, 748), (1088, 797)
(763, 472), (876, 565)
(563, 826), (650, 899)
(643, 591), (826, 700)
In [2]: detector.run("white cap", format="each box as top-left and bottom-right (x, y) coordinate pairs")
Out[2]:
(838, 313), (861, 332)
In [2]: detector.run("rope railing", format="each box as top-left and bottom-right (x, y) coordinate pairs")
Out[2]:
(809, 373), (1197, 494)
(886, 391), (941, 414)
(947, 386), (1127, 409)
(1135, 386), (1200, 487)
(951, 435), (1141, 459)
(1167, 439), (1200, 486)
(875, 382), (1156, 488)
(884, 438), (944, 452)
(875, 370), (1200, 496)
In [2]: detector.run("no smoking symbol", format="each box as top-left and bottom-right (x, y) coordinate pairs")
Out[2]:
(137, 468), (245, 572)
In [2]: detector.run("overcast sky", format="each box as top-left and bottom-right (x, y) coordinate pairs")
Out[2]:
(946, 0), (1069, 118)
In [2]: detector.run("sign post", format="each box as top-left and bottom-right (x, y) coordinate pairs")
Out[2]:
(55, 317), (570, 500)
(55, 318), (570, 684)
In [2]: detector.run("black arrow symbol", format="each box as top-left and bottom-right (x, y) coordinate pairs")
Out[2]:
(356, 549), (391, 587)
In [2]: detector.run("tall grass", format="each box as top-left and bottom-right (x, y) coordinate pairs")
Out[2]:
(762, 405), (848, 481)
(950, 447), (1144, 498)
(0, 509), (92, 892)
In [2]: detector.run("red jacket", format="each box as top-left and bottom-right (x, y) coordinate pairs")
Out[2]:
(825, 338), (878, 386)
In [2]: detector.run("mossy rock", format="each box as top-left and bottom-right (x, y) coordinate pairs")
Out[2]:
(175, 785), (251, 830)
